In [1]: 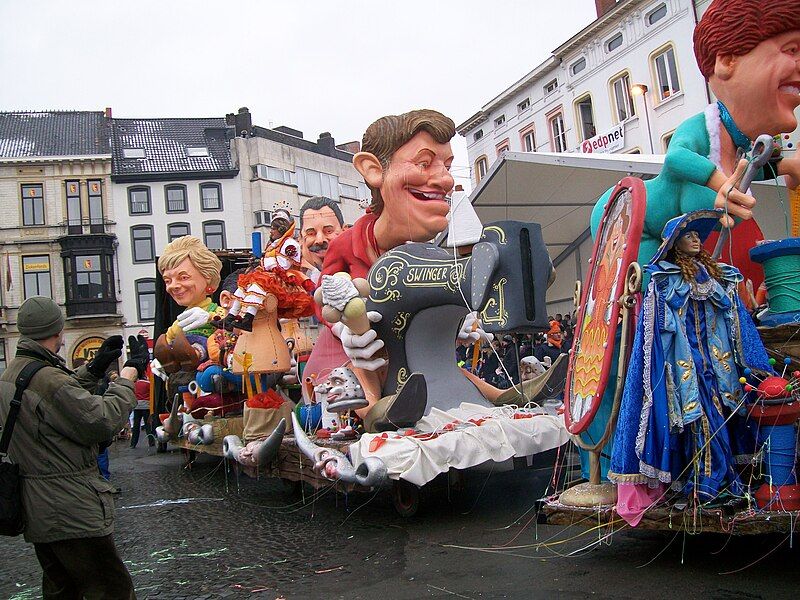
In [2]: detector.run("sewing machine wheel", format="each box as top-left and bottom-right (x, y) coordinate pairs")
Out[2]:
(391, 479), (421, 518)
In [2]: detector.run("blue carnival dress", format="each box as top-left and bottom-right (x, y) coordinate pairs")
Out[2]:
(609, 260), (771, 500)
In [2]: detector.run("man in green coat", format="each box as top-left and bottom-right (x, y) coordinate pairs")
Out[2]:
(0, 297), (147, 599)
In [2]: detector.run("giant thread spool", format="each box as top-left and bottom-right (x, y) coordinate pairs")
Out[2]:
(750, 238), (800, 326)
(746, 375), (800, 510)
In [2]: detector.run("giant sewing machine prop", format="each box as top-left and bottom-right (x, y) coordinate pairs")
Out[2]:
(368, 220), (551, 411)
(294, 220), (571, 491)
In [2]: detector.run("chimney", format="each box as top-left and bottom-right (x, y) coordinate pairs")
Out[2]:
(317, 132), (336, 156)
(231, 107), (252, 137)
(104, 107), (112, 118)
(595, 0), (617, 18)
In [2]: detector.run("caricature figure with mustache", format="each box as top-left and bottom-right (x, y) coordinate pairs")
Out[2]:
(299, 196), (345, 283)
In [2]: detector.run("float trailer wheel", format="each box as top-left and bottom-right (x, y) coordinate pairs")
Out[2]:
(391, 479), (421, 517)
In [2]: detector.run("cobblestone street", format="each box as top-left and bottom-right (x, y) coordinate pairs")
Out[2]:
(2, 441), (798, 599)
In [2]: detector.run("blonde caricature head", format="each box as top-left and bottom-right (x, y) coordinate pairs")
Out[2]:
(157, 235), (222, 290)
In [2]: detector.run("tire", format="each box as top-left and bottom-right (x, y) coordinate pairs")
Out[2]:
(391, 479), (421, 517)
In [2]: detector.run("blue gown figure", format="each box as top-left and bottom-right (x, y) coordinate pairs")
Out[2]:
(610, 210), (772, 502)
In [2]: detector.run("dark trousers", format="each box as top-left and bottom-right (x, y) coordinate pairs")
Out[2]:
(33, 534), (135, 599)
(130, 409), (152, 448)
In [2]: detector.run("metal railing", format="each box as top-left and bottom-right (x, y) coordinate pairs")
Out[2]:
(58, 218), (114, 236)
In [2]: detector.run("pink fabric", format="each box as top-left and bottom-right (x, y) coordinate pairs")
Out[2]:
(303, 326), (349, 400)
(616, 482), (667, 526)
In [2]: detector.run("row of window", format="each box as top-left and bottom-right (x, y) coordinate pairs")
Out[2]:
(128, 183), (222, 216)
(483, 43), (679, 145)
(21, 180), (105, 227)
(130, 221), (226, 263)
(17, 254), (113, 304)
(568, 2), (667, 76)
(252, 163), (370, 201)
(17, 180), (225, 226)
(13, 252), (175, 324)
(473, 43), (681, 181)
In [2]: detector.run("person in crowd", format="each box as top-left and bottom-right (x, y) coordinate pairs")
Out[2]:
(535, 320), (564, 366)
(0, 297), (149, 598)
(500, 335), (520, 387)
(481, 339), (502, 387)
(95, 370), (119, 483)
(130, 374), (153, 449)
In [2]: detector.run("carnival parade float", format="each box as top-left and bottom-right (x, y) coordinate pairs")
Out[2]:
(150, 109), (571, 515)
(544, 0), (800, 534)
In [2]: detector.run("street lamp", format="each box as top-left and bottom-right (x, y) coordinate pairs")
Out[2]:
(631, 83), (655, 154)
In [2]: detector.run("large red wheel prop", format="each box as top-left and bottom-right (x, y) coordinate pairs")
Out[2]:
(564, 177), (645, 435)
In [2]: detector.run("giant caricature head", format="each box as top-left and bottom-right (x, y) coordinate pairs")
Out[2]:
(353, 109), (456, 245)
(299, 196), (344, 269)
(157, 235), (222, 308)
(694, 0), (800, 138)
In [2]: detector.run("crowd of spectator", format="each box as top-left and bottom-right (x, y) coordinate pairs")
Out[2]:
(459, 311), (576, 389)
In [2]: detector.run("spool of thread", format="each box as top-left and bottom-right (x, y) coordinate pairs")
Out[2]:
(295, 401), (322, 432)
(750, 239), (800, 322)
(757, 423), (798, 487)
(252, 231), (263, 258)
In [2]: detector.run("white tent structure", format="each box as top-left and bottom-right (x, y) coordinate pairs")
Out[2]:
(469, 151), (794, 315)
(470, 152), (788, 314)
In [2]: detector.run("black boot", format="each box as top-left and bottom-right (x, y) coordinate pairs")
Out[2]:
(366, 373), (428, 433)
(234, 312), (255, 332)
(222, 312), (238, 332)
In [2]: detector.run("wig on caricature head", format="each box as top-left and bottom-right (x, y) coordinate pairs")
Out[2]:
(157, 235), (223, 290)
(694, 0), (800, 136)
(360, 109), (456, 215)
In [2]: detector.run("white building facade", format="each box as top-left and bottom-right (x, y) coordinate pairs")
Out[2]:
(459, 0), (716, 186)
(110, 117), (246, 341)
(459, 0), (799, 315)
(227, 107), (368, 236)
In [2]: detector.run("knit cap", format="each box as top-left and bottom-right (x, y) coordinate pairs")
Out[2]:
(18, 296), (64, 339)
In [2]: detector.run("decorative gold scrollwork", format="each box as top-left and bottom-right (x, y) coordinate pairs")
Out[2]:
(480, 277), (508, 327)
(391, 311), (411, 339)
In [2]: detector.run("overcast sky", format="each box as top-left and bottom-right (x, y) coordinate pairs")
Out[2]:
(0, 0), (596, 188)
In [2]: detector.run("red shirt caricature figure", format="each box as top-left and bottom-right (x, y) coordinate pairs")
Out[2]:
(323, 110), (456, 280)
(304, 110), (457, 414)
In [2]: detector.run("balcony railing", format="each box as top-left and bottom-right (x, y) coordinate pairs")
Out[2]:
(59, 218), (113, 236)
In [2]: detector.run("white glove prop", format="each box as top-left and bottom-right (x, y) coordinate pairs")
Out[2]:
(458, 311), (493, 344)
(150, 358), (168, 381)
(332, 311), (386, 371)
(176, 306), (210, 332)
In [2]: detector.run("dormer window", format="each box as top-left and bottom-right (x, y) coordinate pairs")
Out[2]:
(122, 148), (146, 159)
(571, 58), (587, 76)
(605, 33), (623, 53)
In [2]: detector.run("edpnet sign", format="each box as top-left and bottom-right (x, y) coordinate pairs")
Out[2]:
(580, 124), (625, 154)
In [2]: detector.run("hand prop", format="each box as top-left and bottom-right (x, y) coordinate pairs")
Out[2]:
(316, 273), (385, 371)
(713, 135), (775, 257)
(315, 273), (372, 335)
(176, 306), (211, 332)
(333, 313), (386, 371)
(457, 311), (493, 344)
(87, 335), (124, 378)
